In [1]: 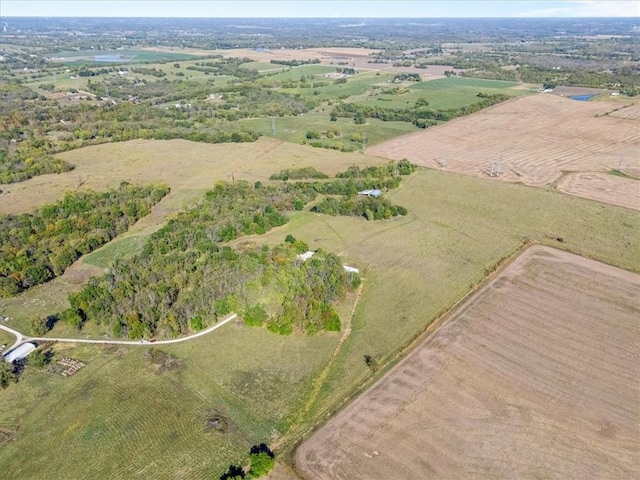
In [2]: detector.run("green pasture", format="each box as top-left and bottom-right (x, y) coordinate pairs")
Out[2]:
(0, 329), (14, 348)
(252, 167), (640, 450)
(240, 61), (287, 72)
(258, 64), (341, 83)
(278, 71), (394, 100)
(354, 76), (527, 110)
(237, 111), (418, 146)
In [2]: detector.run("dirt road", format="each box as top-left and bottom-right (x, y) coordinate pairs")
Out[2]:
(0, 313), (237, 358)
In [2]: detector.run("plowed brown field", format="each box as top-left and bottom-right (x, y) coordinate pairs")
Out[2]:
(367, 94), (640, 209)
(557, 171), (640, 210)
(295, 246), (640, 480)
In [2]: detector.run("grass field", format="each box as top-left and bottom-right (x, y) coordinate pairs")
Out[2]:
(355, 76), (528, 110)
(1, 139), (638, 478)
(0, 325), (340, 479)
(0, 329), (15, 349)
(240, 61), (288, 72)
(278, 71), (395, 100)
(257, 167), (640, 452)
(258, 64), (342, 83)
(237, 112), (419, 147)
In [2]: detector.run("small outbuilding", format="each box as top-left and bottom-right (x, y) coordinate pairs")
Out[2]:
(343, 265), (360, 274)
(3, 342), (36, 363)
(358, 189), (382, 198)
(297, 251), (315, 261)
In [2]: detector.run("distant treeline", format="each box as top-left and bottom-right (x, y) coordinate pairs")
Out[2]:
(0, 183), (169, 297)
(270, 59), (321, 67)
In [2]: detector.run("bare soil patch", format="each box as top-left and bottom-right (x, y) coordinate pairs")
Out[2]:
(295, 246), (640, 480)
(607, 103), (640, 120)
(557, 172), (640, 210)
(367, 94), (640, 209)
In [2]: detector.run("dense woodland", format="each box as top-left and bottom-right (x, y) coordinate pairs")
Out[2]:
(0, 183), (169, 296)
(62, 162), (413, 338)
(64, 181), (358, 337)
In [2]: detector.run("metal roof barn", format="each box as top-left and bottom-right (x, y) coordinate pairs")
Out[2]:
(3, 342), (36, 363)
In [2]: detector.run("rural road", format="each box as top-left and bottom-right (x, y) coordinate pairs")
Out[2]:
(0, 323), (25, 352)
(0, 313), (238, 355)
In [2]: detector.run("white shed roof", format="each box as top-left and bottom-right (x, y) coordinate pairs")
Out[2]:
(297, 251), (315, 261)
(3, 342), (36, 363)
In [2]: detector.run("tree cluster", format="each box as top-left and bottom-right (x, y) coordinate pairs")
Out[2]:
(311, 196), (408, 220)
(393, 73), (421, 82)
(0, 182), (169, 296)
(63, 181), (358, 339)
(268, 166), (328, 181)
(220, 443), (275, 480)
(269, 58), (321, 67)
(336, 159), (417, 178)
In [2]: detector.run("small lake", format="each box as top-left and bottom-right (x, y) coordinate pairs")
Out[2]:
(94, 54), (129, 62)
(569, 94), (597, 101)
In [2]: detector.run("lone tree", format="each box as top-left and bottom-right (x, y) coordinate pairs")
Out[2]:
(0, 361), (17, 389)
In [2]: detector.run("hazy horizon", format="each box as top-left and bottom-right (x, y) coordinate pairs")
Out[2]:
(2, 1), (638, 19)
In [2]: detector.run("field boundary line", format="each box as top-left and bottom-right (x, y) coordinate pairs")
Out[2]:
(287, 239), (534, 469)
(274, 279), (365, 451)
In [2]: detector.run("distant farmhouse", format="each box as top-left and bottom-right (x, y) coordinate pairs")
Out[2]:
(296, 251), (360, 274)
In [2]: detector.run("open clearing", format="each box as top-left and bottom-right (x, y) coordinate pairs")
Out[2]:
(295, 245), (640, 480)
(368, 94), (640, 209)
(0, 137), (385, 218)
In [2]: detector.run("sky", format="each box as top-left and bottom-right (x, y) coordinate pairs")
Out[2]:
(1, 1), (638, 18)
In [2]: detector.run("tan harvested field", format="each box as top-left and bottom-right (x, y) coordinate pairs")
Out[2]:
(295, 246), (640, 480)
(608, 103), (640, 120)
(367, 94), (640, 209)
(206, 46), (459, 75)
(557, 172), (640, 210)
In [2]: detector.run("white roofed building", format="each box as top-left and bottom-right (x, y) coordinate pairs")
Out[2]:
(3, 342), (36, 363)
